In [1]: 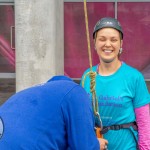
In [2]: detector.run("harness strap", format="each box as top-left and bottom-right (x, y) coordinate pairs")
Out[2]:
(100, 122), (137, 134)
(100, 122), (139, 149)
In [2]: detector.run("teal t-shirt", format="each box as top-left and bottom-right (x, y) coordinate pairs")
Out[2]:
(81, 62), (150, 150)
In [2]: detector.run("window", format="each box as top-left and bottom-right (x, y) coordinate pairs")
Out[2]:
(64, 1), (150, 91)
(0, 3), (15, 105)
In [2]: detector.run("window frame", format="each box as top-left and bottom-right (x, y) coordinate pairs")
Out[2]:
(0, 2), (15, 79)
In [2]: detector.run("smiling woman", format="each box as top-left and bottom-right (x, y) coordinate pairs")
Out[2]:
(95, 27), (122, 66)
(93, 17), (123, 75)
(80, 17), (150, 150)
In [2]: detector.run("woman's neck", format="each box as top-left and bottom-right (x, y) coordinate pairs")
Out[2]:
(98, 60), (122, 76)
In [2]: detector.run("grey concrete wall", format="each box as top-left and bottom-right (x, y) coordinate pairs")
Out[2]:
(15, 0), (64, 91)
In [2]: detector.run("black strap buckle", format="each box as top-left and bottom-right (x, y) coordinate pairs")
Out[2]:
(111, 125), (123, 130)
(101, 125), (122, 134)
(100, 127), (109, 134)
(100, 122), (137, 134)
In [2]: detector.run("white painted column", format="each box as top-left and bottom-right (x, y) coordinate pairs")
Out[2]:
(15, 0), (64, 91)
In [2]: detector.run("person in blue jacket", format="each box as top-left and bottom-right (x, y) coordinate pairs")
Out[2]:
(0, 75), (108, 150)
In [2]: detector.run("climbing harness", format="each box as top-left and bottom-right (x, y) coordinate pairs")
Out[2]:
(101, 122), (139, 149)
(83, 0), (103, 138)
(100, 122), (138, 134)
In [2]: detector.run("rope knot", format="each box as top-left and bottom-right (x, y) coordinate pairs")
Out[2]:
(89, 71), (96, 93)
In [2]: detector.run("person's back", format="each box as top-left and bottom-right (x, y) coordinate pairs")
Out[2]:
(0, 76), (100, 150)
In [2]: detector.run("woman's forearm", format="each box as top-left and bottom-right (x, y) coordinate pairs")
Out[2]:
(135, 104), (150, 150)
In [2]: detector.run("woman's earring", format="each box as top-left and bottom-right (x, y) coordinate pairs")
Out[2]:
(119, 48), (123, 54)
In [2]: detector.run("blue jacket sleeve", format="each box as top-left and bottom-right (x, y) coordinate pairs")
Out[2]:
(61, 85), (100, 150)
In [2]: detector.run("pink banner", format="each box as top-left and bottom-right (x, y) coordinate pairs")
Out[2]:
(64, 2), (150, 79)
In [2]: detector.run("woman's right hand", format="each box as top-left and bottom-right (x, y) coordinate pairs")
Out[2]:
(97, 138), (108, 150)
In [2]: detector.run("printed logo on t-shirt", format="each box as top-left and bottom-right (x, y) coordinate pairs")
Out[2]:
(0, 117), (4, 139)
(98, 95), (124, 107)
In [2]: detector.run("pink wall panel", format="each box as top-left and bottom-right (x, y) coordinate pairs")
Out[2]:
(64, 2), (150, 79)
(118, 2), (150, 79)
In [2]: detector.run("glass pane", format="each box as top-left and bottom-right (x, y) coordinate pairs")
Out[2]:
(64, 2), (114, 78)
(118, 2), (150, 80)
(0, 5), (15, 73)
(0, 5), (15, 105)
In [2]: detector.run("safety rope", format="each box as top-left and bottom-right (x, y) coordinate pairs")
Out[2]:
(83, 0), (92, 69)
(83, 0), (103, 134)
